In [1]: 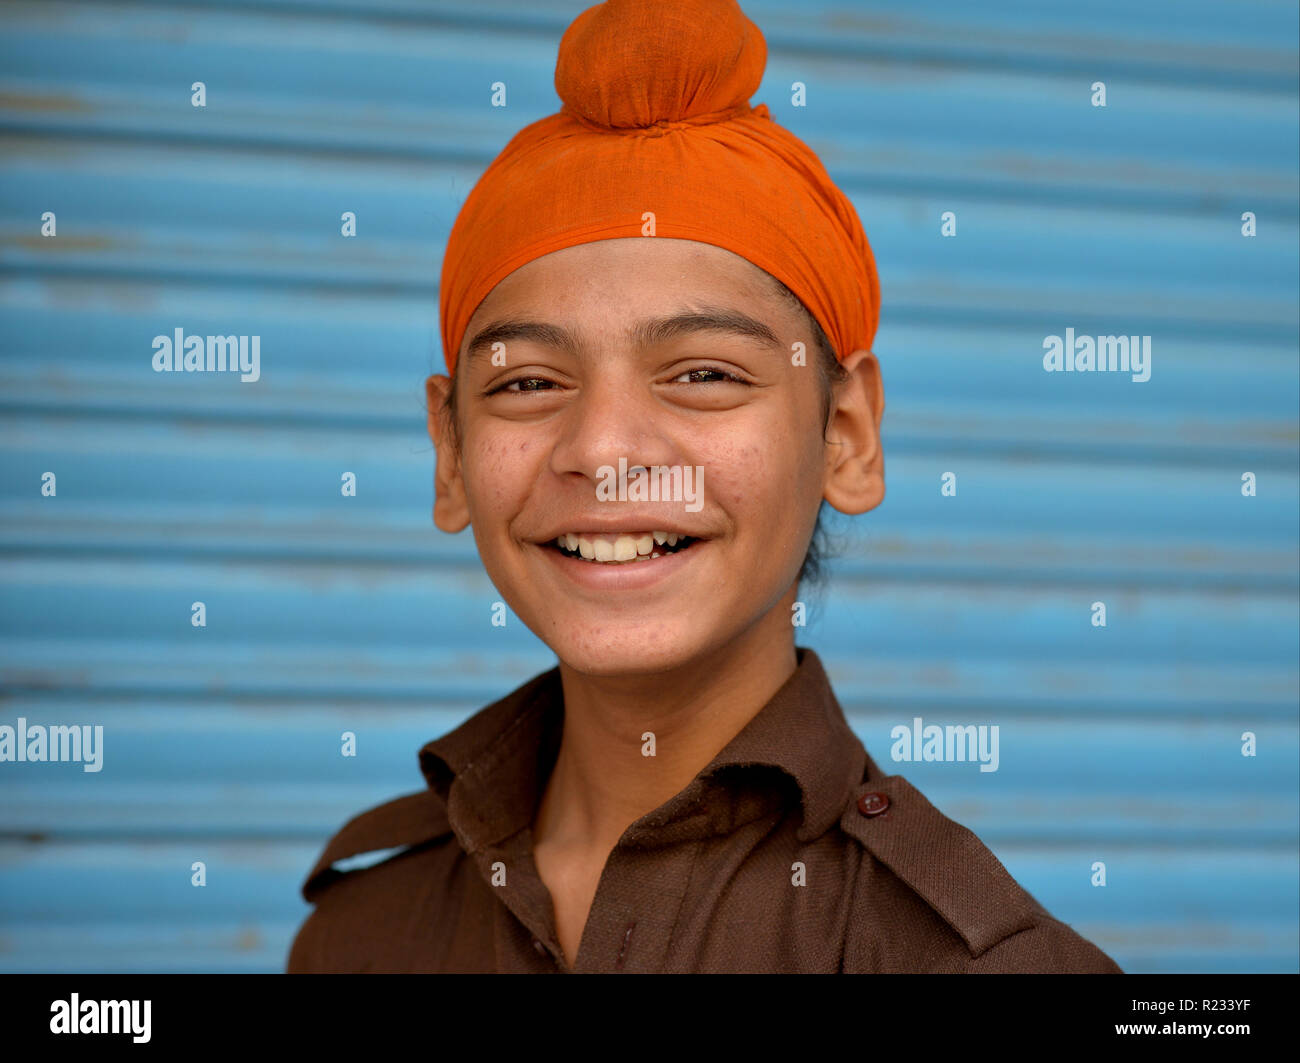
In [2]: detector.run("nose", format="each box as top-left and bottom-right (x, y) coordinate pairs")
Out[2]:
(548, 368), (679, 487)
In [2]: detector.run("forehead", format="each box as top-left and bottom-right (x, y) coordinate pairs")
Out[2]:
(460, 238), (790, 340)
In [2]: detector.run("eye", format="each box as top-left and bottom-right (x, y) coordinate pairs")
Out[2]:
(487, 376), (558, 395)
(671, 366), (747, 384)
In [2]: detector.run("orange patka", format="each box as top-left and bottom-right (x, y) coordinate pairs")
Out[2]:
(439, 0), (880, 374)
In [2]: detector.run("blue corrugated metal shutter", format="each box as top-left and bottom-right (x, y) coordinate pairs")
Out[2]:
(0, 0), (1296, 973)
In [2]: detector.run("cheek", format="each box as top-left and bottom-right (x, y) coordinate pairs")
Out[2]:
(462, 432), (546, 518)
(701, 429), (821, 516)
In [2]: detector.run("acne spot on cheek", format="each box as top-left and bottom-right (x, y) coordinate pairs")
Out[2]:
(471, 440), (540, 508)
(706, 442), (775, 506)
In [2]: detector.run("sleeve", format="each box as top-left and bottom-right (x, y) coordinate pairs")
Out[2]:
(286, 907), (331, 974)
(966, 918), (1124, 974)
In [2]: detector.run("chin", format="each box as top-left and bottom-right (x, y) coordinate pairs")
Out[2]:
(543, 624), (720, 679)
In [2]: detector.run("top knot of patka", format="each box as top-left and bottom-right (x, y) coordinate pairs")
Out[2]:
(555, 0), (767, 131)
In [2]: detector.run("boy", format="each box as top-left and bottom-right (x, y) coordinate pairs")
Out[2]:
(288, 0), (1121, 974)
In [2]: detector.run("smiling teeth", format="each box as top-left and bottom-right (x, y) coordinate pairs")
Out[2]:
(554, 530), (690, 564)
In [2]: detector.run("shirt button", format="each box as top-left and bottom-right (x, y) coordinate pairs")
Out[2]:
(533, 938), (548, 955)
(857, 791), (890, 817)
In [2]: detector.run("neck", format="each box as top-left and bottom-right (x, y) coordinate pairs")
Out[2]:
(532, 598), (800, 853)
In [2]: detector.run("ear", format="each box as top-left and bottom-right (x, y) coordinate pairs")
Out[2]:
(425, 374), (471, 533)
(822, 348), (885, 516)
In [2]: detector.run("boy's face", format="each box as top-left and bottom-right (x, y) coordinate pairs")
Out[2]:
(430, 237), (871, 677)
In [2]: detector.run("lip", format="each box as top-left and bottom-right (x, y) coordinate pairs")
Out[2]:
(532, 523), (705, 542)
(534, 536), (705, 590)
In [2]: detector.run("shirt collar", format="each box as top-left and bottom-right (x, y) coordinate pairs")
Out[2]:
(418, 647), (865, 851)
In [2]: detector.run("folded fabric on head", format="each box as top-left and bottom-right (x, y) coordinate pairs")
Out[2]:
(439, 0), (881, 374)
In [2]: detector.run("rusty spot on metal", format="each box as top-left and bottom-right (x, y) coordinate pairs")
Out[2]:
(13, 234), (115, 252)
(825, 13), (904, 33)
(0, 91), (95, 114)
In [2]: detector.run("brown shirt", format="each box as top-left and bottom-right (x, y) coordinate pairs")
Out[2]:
(288, 648), (1122, 973)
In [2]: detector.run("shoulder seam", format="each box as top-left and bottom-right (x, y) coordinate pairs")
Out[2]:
(842, 771), (1039, 957)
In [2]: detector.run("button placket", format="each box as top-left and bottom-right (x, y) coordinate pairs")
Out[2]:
(477, 834), (569, 968)
(571, 836), (700, 974)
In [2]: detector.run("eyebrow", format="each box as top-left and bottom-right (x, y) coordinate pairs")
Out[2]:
(462, 307), (783, 367)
